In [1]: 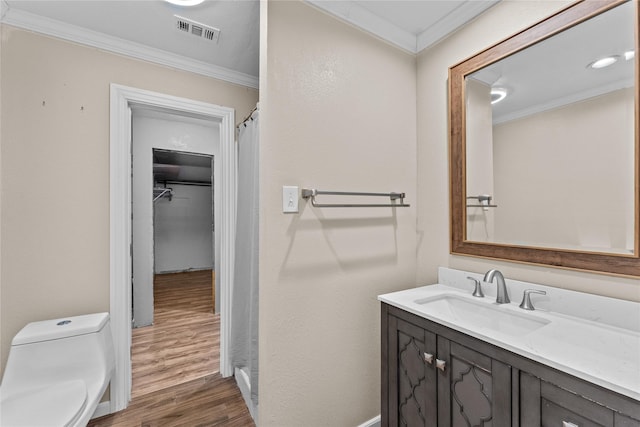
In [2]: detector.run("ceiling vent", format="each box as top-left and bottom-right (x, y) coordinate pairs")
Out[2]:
(175, 15), (220, 43)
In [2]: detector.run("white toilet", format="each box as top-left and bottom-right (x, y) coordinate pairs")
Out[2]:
(0, 312), (115, 427)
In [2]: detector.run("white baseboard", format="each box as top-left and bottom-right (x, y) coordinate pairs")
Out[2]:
(234, 367), (258, 423)
(357, 415), (381, 427)
(91, 401), (112, 419)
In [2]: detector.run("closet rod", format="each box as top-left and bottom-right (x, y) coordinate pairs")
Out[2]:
(160, 180), (212, 187)
(301, 189), (410, 208)
(153, 188), (173, 202)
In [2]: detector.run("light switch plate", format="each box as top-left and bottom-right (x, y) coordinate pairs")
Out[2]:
(282, 186), (299, 213)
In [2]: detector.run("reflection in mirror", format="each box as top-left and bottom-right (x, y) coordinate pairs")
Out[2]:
(465, 0), (635, 255)
(449, 0), (639, 277)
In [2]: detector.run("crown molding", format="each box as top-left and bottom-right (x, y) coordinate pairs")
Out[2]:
(306, 0), (499, 55)
(1, 8), (259, 89)
(306, 0), (416, 53)
(416, 0), (499, 52)
(493, 80), (633, 125)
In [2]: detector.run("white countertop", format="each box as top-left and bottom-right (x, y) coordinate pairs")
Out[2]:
(379, 283), (640, 401)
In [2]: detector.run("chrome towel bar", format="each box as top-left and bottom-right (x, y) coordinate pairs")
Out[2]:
(301, 189), (410, 208)
(466, 195), (498, 208)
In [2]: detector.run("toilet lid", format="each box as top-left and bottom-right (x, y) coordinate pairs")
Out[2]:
(0, 380), (87, 427)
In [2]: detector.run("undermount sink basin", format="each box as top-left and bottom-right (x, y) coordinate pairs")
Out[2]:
(414, 294), (550, 336)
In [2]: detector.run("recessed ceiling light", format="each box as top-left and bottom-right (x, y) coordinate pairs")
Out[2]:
(588, 55), (619, 69)
(165, 0), (205, 6)
(624, 50), (635, 61)
(490, 88), (508, 105)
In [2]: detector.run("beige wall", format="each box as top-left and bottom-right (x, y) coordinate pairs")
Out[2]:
(259, 1), (416, 425)
(0, 25), (258, 374)
(416, 0), (640, 301)
(493, 88), (635, 253)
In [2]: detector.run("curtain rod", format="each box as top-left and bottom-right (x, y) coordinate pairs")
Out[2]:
(238, 104), (259, 128)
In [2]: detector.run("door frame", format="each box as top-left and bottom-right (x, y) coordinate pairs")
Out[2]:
(109, 84), (236, 412)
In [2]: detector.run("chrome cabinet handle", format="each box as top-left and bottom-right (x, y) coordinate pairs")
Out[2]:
(424, 352), (434, 365)
(562, 421), (579, 427)
(436, 359), (446, 372)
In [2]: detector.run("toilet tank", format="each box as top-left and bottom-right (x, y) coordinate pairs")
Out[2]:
(1, 313), (115, 398)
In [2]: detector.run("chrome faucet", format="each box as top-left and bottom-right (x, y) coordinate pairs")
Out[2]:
(483, 269), (510, 304)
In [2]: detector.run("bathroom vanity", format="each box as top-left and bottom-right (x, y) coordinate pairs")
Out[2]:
(379, 270), (640, 427)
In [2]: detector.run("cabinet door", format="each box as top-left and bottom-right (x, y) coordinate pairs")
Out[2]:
(438, 339), (512, 427)
(387, 315), (438, 427)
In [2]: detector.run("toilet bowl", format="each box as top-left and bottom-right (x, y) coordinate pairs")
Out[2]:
(0, 313), (115, 427)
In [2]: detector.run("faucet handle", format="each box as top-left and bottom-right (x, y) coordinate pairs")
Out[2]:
(467, 276), (485, 298)
(519, 289), (547, 311)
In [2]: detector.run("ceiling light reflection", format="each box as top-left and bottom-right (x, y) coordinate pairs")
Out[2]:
(588, 56), (619, 69)
(490, 88), (508, 105)
(165, 0), (205, 6)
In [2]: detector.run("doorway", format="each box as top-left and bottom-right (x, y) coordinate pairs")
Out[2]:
(131, 107), (218, 328)
(109, 84), (236, 413)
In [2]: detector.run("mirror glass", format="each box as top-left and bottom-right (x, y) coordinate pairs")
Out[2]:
(464, 0), (635, 255)
(449, 0), (639, 276)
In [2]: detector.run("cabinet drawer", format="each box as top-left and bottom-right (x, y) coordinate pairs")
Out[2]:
(541, 382), (614, 427)
(615, 413), (640, 427)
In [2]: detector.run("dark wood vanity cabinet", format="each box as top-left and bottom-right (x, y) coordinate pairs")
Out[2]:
(381, 303), (640, 427)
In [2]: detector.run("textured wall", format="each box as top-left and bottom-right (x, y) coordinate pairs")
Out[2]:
(259, 2), (417, 425)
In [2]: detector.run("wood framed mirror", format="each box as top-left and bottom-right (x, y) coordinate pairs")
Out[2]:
(449, 0), (639, 277)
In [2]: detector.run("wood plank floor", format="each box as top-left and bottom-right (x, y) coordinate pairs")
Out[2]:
(133, 271), (219, 398)
(89, 270), (254, 427)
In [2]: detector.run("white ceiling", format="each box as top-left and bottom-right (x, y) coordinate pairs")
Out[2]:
(0, 0), (499, 89)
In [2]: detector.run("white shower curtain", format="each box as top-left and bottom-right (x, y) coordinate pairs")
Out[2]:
(231, 106), (259, 408)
